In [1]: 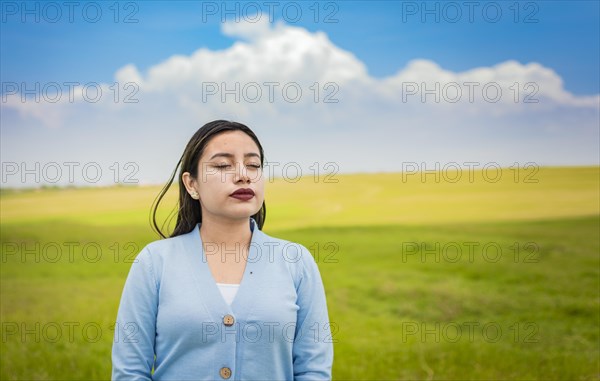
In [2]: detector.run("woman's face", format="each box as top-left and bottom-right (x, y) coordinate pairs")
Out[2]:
(194, 130), (265, 222)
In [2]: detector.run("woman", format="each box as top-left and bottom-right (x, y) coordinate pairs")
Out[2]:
(111, 120), (334, 380)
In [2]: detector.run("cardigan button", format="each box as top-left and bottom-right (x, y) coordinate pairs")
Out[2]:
(220, 367), (232, 379)
(223, 314), (235, 327)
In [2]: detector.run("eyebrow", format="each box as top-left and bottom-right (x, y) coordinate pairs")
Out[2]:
(208, 152), (261, 160)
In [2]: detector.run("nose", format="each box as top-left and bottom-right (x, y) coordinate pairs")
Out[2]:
(234, 162), (251, 183)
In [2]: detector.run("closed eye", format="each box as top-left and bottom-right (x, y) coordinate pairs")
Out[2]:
(213, 164), (261, 169)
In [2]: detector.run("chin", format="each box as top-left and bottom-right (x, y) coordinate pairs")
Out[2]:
(225, 208), (260, 220)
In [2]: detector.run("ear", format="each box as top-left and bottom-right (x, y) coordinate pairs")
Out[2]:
(182, 172), (199, 198)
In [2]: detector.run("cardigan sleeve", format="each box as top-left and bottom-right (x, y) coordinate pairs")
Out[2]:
(111, 246), (157, 380)
(292, 244), (334, 380)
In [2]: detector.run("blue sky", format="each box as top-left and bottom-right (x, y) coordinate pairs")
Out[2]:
(2, 1), (599, 95)
(1, 1), (599, 187)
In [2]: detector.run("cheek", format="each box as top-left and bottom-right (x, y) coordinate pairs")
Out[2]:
(254, 176), (265, 196)
(256, 189), (266, 205)
(198, 175), (223, 197)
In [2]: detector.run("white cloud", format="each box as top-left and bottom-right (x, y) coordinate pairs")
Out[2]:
(115, 64), (144, 86)
(1, 17), (598, 187)
(221, 14), (274, 40)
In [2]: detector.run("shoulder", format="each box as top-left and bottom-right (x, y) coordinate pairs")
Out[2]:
(142, 227), (198, 255)
(144, 235), (183, 255)
(133, 228), (196, 269)
(127, 229), (198, 289)
(256, 229), (321, 284)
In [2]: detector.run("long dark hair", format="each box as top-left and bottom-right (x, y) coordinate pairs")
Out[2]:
(150, 120), (267, 238)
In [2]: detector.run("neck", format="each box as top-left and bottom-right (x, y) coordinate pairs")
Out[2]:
(199, 215), (252, 248)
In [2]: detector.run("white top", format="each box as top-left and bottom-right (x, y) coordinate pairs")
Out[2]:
(215, 282), (240, 305)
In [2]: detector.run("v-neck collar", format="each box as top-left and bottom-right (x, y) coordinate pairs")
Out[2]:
(183, 217), (267, 318)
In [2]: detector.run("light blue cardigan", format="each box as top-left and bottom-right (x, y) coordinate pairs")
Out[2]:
(111, 218), (333, 380)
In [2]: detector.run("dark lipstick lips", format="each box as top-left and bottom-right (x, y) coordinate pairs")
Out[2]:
(230, 188), (255, 196)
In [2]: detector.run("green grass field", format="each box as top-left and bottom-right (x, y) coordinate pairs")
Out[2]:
(1, 166), (598, 380)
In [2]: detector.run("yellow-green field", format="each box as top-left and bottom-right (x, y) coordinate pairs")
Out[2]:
(1, 166), (599, 380)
